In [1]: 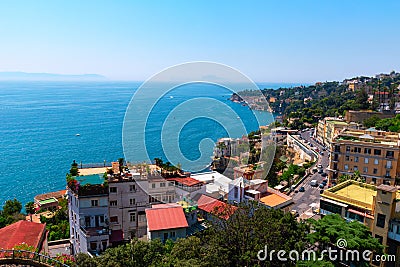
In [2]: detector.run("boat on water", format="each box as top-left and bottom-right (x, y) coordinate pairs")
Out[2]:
(76, 133), (80, 136)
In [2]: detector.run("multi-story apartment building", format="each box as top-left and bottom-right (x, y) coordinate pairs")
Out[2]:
(316, 117), (359, 147)
(108, 172), (150, 241)
(327, 129), (400, 186)
(68, 181), (109, 255)
(320, 181), (400, 267)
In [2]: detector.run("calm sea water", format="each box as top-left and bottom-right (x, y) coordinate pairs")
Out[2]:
(0, 81), (299, 206)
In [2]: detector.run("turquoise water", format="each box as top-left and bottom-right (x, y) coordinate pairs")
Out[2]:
(0, 81), (287, 206)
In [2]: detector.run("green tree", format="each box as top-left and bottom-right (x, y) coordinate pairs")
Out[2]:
(3, 198), (22, 216)
(70, 160), (79, 176)
(25, 201), (35, 221)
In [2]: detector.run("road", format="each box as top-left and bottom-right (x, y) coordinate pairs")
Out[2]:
(290, 129), (329, 219)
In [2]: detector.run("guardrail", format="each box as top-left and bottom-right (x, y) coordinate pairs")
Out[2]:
(0, 249), (70, 267)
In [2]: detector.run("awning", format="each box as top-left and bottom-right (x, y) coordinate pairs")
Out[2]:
(109, 230), (123, 243)
(347, 208), (374, 219)
(320, 197), (348, 207)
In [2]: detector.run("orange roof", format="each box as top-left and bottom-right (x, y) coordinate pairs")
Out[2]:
(145, 204), (188, 231)
(260, 193), (288, 207)
(34, 189), (66, 202)
(0, 220), (46, 249)
(197, 195), (237, 220)
(166, 177), (203, 187)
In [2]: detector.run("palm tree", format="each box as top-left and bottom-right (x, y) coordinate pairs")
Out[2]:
(25, 201), (35, 222)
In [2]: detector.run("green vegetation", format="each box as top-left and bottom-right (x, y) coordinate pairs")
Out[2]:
(338, 170), (365, 184)
(40, 198), (69, 241)
(363, 114), (400, 132)
(0, 198), (25, 228)
(255, 72), (400, 130)
(69, 205), (383, 267)
(308, 214), (384, 266)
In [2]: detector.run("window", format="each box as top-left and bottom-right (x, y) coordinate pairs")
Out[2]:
(320, 200), (342, 214)
(386, 161), (392, 168)
(99, 215), (104, 223)
(90, 242), (97, 251)
(385, 171), (391, 178)
(129, 184), (136, 192)
(234, 187), (239, 198)
(363, 167), (368, 173)
(386, 151), (394, 158)
(346, 146), (350, 152)
(354, 156), (359, 162)
(91, 200), (98, 207)
(334, 145), (340, 152)
(364, 157), (369, 164)
(376, 213), (386, 228)
(354, 147), (361, 153)
(160, 182), (166, 187)
(110, 216), (118, 223)
(152, 183), (156, 189)
(373, 168), (378, 174)
(130, 198), (136, 205)
(110, 200), (117, 206)
(374, 149), (381, 155)
(130, 212), (136, 222)
(344, 164), (349, 170)
(170, 231), (176, 238)
(169, 182), (174, 186)
(372, 178), (377, 184)
(364, 148), (371, 154)
(85, 216), (91, 227)
(109, 187), (117, 193)
(397, 225), (400, 235)
(374, 159), (379, 165)
(345, 155), (350, 161)
(354, 166), (358, 171)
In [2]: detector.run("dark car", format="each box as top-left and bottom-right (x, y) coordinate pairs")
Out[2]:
(299, 186), (305, 192)
(320, 189), (324, 194)
(321, 172), (327, 177)
(319, 183), (324, 189)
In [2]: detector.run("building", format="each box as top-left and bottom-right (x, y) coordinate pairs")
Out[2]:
(344, 110), (394, 124)
(320, 181), (400, 266)
(197, 194), (237, 221)
(145, 203), (188, 242)
(140, 172), (177, 204)
(192, 171), (232, 200)
(68, 177), (110, 255)
(0, 220), (48, 252)
(34, 189), (67, 211)
(227, 177), (294, 212)
(327, 129), (400, 186)
(107, 172), (149, 242)
(167, 176), (206, 200)
(316, 117), (359, 147)
(287, 134), (318, 162)
(233, 165), (265, 180)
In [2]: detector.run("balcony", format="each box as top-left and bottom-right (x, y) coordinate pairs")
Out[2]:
(80, 226), (110, 237)
(385, 165), (393, 169)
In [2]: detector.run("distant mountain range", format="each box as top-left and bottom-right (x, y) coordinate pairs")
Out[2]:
(0, 72), (107, 81)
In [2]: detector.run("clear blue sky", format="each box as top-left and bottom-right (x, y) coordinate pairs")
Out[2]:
(0, 0), (399, 82)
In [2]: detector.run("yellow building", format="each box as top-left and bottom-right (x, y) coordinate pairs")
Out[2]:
(327, 129), (400, 186)
(320, 181), (400, 266)
(316, 118), (358, 147)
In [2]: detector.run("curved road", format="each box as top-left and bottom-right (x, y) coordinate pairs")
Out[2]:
(290, 129), (329, 219)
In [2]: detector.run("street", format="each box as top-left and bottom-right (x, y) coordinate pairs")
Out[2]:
(290, 129), (329, 219)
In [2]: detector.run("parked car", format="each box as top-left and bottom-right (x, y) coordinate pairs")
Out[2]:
(310, 180), (318, 187)
(299, 186), (305, 192)
(320, 189), (324, 194)
(321, 172), (327, 177)
(318, 168), (323, 174)
(319, 151), (324, 155)
(317, 164), (323, 169)
(312, 168), (318, 173)
(319, 183), (325, 189)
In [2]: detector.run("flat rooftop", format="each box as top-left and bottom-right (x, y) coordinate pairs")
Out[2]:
(332, 183), (376, 206)
(260, 193), (288, 207)
(76, 174), (104, 185)
(78, 167), (108, 176)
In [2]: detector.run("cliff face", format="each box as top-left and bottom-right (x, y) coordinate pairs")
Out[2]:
(230, 93), (244, 103)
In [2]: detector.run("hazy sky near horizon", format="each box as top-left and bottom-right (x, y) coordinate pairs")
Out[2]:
(1, 1), (399, 83)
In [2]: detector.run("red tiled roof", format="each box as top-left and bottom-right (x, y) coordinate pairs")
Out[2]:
(145, 204), (188, 231)
(0, 220), (46, 249)
(166, 177), (203, 187)
(197, 195), (237, 220)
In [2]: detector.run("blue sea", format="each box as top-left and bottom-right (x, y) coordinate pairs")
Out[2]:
(0, 81), (300, 206)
